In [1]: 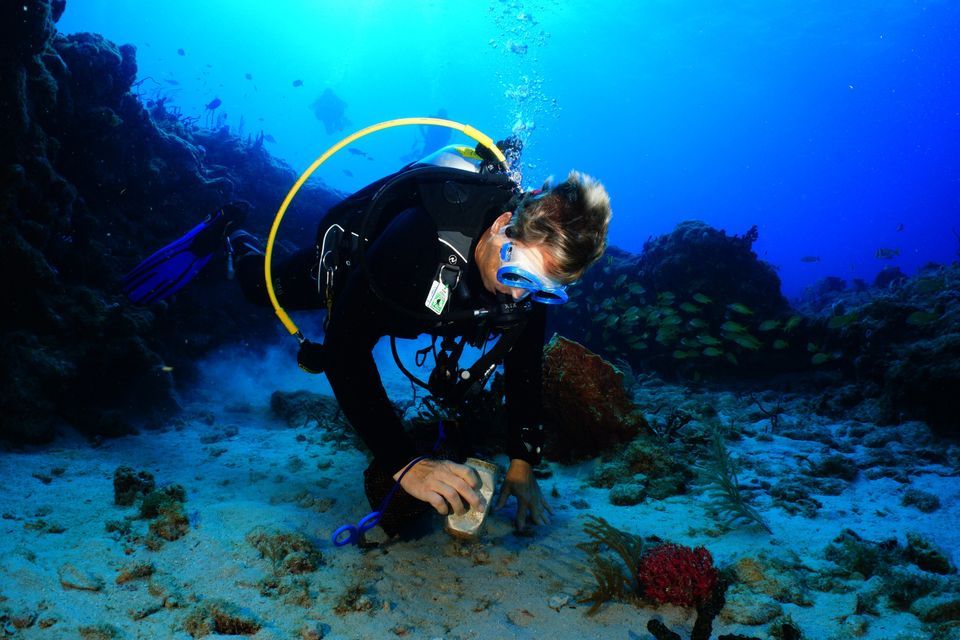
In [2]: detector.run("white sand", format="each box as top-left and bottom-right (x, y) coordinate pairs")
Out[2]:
(0, 342), (956, 639)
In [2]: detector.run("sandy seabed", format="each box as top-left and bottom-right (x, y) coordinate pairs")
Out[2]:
(1, 350), (957, 640)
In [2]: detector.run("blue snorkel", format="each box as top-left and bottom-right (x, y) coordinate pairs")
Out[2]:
(332, 422), (447, 547)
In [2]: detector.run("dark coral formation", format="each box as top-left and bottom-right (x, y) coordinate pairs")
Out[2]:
(113, 466), (155, 506)
(800, 263), (960, 436)
(1, 0), (339, 444)
(549, 223), (808, 380)
(541, 335), (645, 462)
(182, 599), (260, 638)
(246, 526), (323, 576)
(551, 224), (959, 437)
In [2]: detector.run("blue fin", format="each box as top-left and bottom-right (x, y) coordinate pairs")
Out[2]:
(123, 203), (247, 304)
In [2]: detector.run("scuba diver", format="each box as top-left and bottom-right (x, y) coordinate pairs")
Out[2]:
(124, 138), (612, 538)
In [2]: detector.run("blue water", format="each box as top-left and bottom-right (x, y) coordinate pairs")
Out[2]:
(59, 0), (960, 299)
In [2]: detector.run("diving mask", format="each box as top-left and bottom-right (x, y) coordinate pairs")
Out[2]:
(497, 237), (568, 304)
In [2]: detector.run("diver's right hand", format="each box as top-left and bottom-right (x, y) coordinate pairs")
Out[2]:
(392, 459), (485, 516)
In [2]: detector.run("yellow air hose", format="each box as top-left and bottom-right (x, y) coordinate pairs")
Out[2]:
(265, 117), (507, 342)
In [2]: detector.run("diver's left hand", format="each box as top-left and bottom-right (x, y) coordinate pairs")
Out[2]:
(495, 459), (554, 530)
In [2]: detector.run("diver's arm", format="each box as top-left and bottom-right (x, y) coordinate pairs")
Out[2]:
(502, 303), (548, 465)
(498, 305), (553, 528)
(322, 312), (420, 475)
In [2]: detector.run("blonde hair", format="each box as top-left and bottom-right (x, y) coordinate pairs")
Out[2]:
(508, 171), (611, 283)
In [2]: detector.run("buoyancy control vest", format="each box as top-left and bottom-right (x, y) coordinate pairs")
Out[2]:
(309, 158), (534, 404)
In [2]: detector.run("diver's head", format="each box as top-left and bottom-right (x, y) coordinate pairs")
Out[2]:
(475, 171), (612, 302)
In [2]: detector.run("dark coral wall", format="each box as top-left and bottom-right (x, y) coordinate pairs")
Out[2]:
(0, 1), (339, 444)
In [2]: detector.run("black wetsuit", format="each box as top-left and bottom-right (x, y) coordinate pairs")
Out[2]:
(238, 204), (546, 476)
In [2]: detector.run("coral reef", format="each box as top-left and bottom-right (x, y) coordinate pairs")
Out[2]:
(548, 222), (797, 379)
(270, 390), (362, 451)
(113, 466), (155, 506)
(541, 335), (645, 462)
(246, 526), (323, 576)
(638, 543), (719, 608)
(182, 599), (260, 637)
(0, 0), (340, 444)
(902, 487), (942, 513)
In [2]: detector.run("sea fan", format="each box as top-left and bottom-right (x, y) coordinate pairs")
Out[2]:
(576, 516), (645, 615)
(698, 424), (772, 533)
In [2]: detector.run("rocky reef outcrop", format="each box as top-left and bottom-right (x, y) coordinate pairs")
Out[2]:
(797, 263), (960, 436)
(549, 221), (800, 378)
(0, 1), (339, 444)
(541, 335), (644, 462)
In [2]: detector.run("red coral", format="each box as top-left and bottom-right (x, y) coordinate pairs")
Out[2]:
(638, 543), (718, 608)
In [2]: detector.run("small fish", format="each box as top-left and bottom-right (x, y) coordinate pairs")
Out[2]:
(656, 327), (679, 344)
(342, 169), (354, 177)
(906, 310), (939, 326)
(875, 247), (900, 259)
(688, 318), (709, 329)
(784, 316), (803, 332)
(724, 352), (738, 365)
(895, 223), (904, 232)
(292, 79), (303, 87)
(244, 73), (253, 80)
(827, 312), (858, 329)
(729, 334), (762, 351)
(613, 274), (627, 288)
(348, 147), (369, 157)
(702, 347), (723, 357)
(661, 315), (682, 326)
(812, 352), (834, 365)
(680, 337), (700, 348)
(159, 365), (174, 373)
(165, 79), (180, 85)
(672, 350), (692, 359)
(692, 293), (712, 304)
(758, 320), (779, 331)
(697, 334), (722, 346)
(772, 339), (789, 350)
(628, 283), (646, 296)
(720, 321), (747, 333)
(727, 302), (754, 315)
(592, 281), (603, 290)
(177, 48), (185, 56)
(263, 134), (277, 143)
(807, 342), (819, 353)
(679, 302), (700, 313)
(205, 97), (222, 110)
(800, 256), (821, 263)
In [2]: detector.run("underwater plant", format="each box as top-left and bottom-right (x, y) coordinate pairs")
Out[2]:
(750, 393), (786, 433)
(576, 516), (645, 614)
(698, 424), (772, 534)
